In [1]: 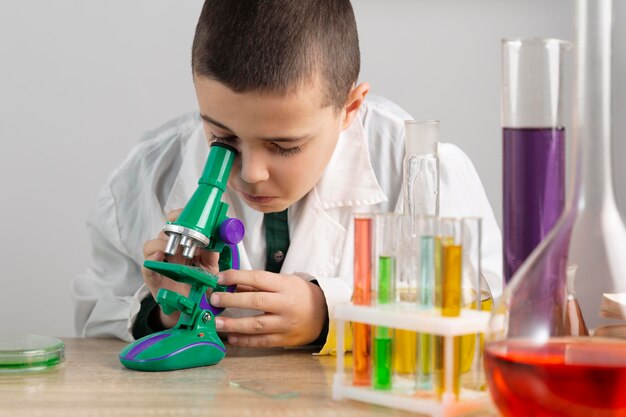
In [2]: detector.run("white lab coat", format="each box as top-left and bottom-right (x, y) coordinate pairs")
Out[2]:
(71, 96), (503, 353)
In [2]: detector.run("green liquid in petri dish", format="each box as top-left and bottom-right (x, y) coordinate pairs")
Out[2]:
(0, 334), (65, 373)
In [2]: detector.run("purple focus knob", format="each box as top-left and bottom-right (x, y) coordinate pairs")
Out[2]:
(219, 218), (245, 245)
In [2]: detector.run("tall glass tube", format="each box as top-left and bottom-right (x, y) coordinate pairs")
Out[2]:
(502, 38), (570, 283)
(395, 120), (440, 381)
(403, 120), (440, 218)
(353, 214), (373, 386)
(486, 1), (626, 416)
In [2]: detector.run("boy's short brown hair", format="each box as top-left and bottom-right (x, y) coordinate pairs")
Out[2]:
(192, 0), (360, 109)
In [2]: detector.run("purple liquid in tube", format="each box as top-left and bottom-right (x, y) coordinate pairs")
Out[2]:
(503, 127), (565, 283)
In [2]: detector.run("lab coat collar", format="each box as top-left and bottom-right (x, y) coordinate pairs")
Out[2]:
(163, 123), (210, 214)
(314, 115), (387, 209)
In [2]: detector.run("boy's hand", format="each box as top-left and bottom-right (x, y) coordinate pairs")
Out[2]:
(209, 270), (328, 347)
(142, 208), (219, 328)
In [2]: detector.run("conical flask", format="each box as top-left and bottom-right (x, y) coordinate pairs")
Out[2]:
(485, 1), (626, 416)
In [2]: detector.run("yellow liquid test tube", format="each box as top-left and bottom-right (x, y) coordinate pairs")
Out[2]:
(353, 215), (372, 386)
(435, 240), (463, 400)
(394, 246), (416, 378)
(394, 330), (416, 375)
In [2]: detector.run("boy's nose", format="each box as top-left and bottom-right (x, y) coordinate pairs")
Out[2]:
(239, 152), (269, 184)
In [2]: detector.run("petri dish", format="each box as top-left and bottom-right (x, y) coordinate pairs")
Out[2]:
(0, 334), (65, 373)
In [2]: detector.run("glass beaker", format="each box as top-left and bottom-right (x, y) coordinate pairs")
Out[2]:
(502, 38), (570, 284)
(486, 0), (626, 416)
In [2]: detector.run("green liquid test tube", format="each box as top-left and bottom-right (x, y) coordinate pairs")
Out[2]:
(373, 255), (394, 390)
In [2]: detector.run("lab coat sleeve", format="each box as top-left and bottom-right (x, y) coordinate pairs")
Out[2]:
(71, 180), (149, 342)
(299, 274), (352, 356)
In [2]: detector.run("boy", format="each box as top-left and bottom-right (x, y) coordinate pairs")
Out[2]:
(72, 0), (502, 354)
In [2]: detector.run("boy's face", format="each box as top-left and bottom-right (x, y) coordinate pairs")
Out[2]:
(194, 76), (360, 213)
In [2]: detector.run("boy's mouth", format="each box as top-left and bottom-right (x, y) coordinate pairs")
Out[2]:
(241, 192), (275, 204)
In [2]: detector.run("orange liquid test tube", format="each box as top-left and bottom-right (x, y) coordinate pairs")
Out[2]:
(353, 215), (372, 386)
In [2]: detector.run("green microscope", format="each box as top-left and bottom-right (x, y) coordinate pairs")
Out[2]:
(119, 142), (244, 371)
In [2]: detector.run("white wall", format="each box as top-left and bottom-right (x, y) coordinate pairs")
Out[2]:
(0, 1), (624, 337)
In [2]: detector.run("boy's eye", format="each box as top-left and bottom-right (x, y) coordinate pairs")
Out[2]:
(211, 134), (301, 157)
(271, 143), (301, 157)
(211, 134), (238, 145)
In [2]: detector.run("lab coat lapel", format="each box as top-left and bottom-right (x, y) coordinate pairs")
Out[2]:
(163, 126), (208, 214)
(280, 119), (387, 277)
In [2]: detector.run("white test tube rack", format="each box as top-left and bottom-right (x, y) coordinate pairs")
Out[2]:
(332, 303), (494, 417)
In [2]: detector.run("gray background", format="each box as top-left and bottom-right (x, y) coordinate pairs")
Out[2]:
(0, 0), (624, 337)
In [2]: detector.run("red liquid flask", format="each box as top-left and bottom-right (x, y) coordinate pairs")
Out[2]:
(485, 338), (626, 417)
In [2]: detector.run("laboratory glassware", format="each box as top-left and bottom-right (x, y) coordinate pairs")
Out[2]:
(394, 120), (440, 379)
(486, 1), (626, 416)
(403, 120), (440, 218)
(373, 213), (400, 390)
(353, 213), (373, 386)
(502, 38), (570, 284)
(432, 217), (484, 400)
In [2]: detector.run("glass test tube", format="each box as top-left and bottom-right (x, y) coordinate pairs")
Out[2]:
(393, 214), (417, 381)
(353, 214), (373, 386)
(459, 218), (487, 391)
(415, 216), (436, 390)
(434, 218), (463, 400)
(373, 214), (398, 390)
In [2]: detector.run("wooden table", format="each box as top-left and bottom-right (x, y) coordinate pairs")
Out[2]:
(0, 338), (419, 417)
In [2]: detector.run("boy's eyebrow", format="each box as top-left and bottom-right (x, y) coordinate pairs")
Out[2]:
(201, 114), (233, 132)
(200, 113), (309, 142)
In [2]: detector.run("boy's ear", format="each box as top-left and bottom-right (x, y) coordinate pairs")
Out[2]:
(340, 82), (370, 130)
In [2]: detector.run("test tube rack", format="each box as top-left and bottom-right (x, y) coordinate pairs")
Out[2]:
(332, 303), (494, 417)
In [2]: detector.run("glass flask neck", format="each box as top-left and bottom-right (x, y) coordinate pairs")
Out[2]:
(576, 0), (618, 211)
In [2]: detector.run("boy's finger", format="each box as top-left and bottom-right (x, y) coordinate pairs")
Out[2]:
(197, 250), (220, 275)
(234, 285), (257, 293)
(214, 314), (284, 335)
(226, 333), (285, 348)
(142, 252), (165, 288)
(210, 291), (282, 313)
(166, 208), (184, 222)
(143, 239), (166, 260)
(217, 269), (282, 292)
